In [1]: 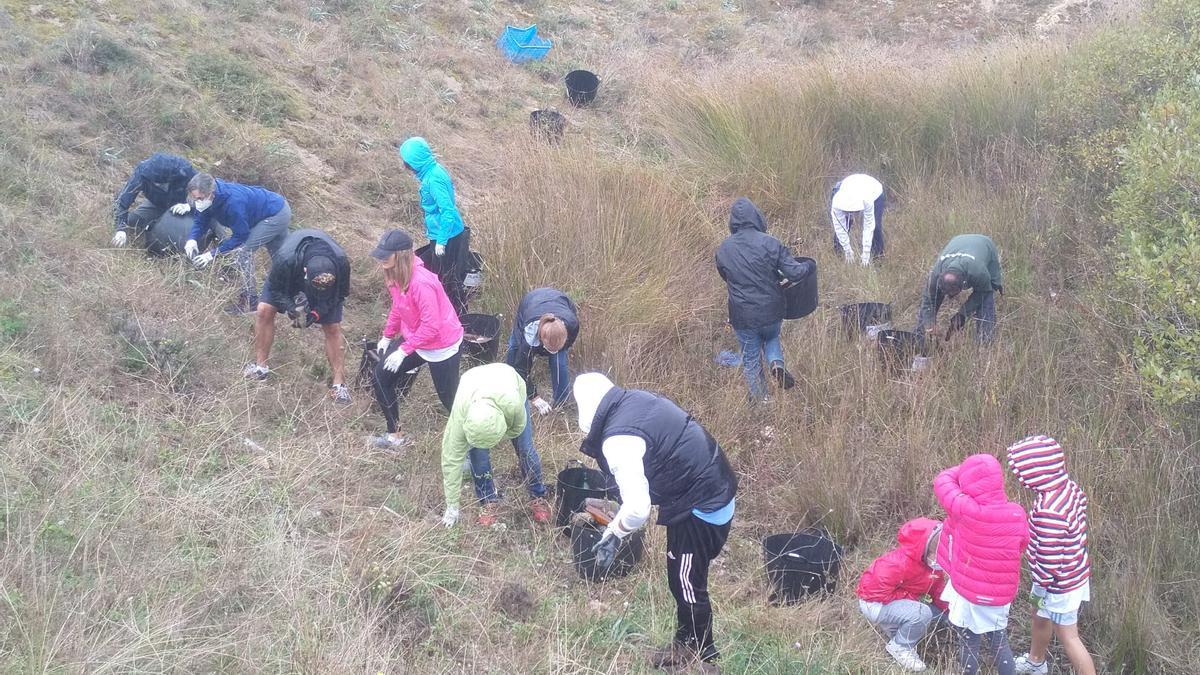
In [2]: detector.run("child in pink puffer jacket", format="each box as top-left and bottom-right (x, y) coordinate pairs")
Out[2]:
(934, 453), (1030, 675)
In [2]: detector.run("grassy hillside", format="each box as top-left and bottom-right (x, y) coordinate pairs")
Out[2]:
(1, 0), (1198, 673)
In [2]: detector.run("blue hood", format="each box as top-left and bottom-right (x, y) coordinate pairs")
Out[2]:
(399, 137), (436, 176)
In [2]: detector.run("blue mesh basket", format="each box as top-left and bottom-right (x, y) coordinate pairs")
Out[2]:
(497, 25), (552, 63)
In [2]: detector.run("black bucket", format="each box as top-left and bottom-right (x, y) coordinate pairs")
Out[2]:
(146, 212), (210, 257)
(838, 302), (893, 338)
(782, 257), (818, 320)
(763, 528), (844, 605)
(554, 465), (619, 529)
(876, 329), (924, 375)
(530, 109), (565, 143)
(565, 70), (600, 106)
(463, 251), (484, 294)
(354, 337), (381, 392)
(460, 313), (500, 363)
(571, 520), (645, 581)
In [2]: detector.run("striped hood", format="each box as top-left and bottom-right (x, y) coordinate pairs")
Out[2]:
(1007, 435), (1069, 492)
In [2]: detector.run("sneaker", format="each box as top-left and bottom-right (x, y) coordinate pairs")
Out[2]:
(1014, 654), (1048, 674)
(329, 383), (351, 405)
(770, 361), (795, 390)
(369, 433), (411, 450)
(477, 502), (501, 527)
(885, 641), (927, 672)
(529, 497), (552, 524)
(242, 363), (269, 380)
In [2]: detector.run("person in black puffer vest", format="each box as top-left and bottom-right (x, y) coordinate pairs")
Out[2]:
(716, 197), (814, 402)
(505, 287), (580, 413)
(243, 229), (352, 404)
(573, 373), (737, 674)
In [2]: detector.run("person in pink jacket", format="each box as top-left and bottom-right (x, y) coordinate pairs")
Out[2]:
(368, 230), (464, 449)
(934, 453), (1030, 675)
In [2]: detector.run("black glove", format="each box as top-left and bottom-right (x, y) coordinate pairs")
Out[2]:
(948, 313), (967, 334)
(591, 532), (620, 571)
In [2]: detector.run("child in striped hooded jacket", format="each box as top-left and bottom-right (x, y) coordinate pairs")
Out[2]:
(1006, 435), (1097, 675)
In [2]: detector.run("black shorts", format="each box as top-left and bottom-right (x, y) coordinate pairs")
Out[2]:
(260, 277), (344, 325)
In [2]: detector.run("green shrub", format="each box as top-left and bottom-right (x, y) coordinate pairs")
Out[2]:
(1110, 85), (1200, 410)
(186, 51), (298, 126)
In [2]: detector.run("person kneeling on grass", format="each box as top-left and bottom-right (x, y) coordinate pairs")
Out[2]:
(573, 373), (737, 674)
(1007, 435), (1097, 675)
(506, 287), (581, 413)
(243, 229), (352, 404)
(368, 230), (464, 449)
(111, 152), (196, 249)
(439, 363), (551, 528)
(856, 517), (948, 672)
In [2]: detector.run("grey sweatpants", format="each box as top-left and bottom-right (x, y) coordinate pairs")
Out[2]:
(233, 201), (291, 299)
(861, 599), (939, 648)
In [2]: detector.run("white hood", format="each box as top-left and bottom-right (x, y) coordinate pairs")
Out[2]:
(573, 372), (615, 433)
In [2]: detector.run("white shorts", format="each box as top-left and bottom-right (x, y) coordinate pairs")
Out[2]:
(1031, 580), (1090, 626)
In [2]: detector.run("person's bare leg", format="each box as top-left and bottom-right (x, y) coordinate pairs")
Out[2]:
(321, 322), (345, 385)
(1026, 612), (1054, 662)
(255, 303), (277, 366)
(1055, 623), (1096, 675)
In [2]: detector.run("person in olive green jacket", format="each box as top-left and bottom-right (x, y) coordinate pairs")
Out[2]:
(915, 234), (1003, 342)
(440, 363), (552, 528)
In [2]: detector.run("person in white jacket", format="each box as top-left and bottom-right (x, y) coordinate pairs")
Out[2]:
(830, 173), (886, 266)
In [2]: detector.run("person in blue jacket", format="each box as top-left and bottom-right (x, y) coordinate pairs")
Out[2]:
(111, 153), (196, 249)
(184, 173), (292, 315)
(398, 137), (470, 315)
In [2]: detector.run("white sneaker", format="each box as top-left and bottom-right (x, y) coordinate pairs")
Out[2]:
(242, 363), (269, 380)
(1014, 654), (1049, 674)
(885, 641), (927, 672)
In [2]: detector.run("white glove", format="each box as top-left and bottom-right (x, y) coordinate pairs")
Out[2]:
(531, 396), (552, 416)
(383, 348), (408, 372)
(434, 243), (446, 257)
(170, 203), (191, 215)
(111, 230), (127, 247)
(193, 250), (215, 268)
(377, 336), (392, 354)
(442, 506), (460, 527)
(184, 239), (199, 258)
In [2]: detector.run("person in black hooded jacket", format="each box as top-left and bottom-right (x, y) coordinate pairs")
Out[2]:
(715, 197), (814, 401)
(110, 153), (196, 249)
(573, 372), (737, 673)
(243, 229), (353, 404)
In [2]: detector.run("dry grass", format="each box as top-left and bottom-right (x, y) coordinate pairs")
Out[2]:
(0, 0), (1196, 673)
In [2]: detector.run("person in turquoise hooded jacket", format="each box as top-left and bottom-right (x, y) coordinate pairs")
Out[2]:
(398, 137), (470, 315)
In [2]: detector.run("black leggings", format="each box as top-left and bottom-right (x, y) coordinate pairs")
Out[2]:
(372, 347), (461, 433)
(958, 626), (1015, 675)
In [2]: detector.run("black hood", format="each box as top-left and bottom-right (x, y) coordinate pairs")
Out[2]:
(728, 197), (767, 234)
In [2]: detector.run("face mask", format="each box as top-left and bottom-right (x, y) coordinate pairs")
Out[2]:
(193, 198), (213, 212)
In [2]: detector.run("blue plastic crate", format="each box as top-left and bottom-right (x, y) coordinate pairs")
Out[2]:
(497, 24), (552, 63)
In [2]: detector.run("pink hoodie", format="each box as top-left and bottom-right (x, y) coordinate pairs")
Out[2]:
(934, 454), (1030, 607)
(384, 258), (463, 355)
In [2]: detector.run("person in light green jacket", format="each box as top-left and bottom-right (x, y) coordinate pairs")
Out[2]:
(440, 363), (552, 528)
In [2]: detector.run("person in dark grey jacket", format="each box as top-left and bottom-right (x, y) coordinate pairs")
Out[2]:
(715, 197), (815, 401)
(244, 229), (352, 404)
(505, 287), (580, 412)
(111, 153), (196, 248)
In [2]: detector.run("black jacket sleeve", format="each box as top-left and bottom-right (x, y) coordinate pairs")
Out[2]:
(113, 170), (144, 230)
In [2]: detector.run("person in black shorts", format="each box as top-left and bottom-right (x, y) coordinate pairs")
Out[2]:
(243, 229), (352, 404)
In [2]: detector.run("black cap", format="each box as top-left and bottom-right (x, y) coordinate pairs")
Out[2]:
(304, 256), (338, 290)
(370, 230), (413, 260)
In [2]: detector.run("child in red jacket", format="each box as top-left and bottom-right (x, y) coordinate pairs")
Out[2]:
(856, 518), (947, 672)
(1007, 436), (1097, 675)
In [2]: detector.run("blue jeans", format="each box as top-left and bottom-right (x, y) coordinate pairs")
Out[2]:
(505, 326), (571, 406)
(734, 321), (784, 400)
(974, 291), (996, 343)
(468, 402), (547, 503)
